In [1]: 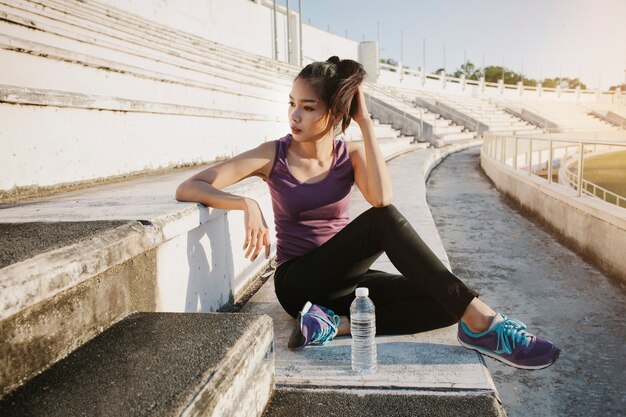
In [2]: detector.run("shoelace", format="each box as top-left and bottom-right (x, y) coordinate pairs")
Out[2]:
(306, 312), (340, 345)
(495, 316), (534, 354)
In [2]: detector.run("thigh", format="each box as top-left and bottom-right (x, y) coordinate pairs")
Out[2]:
(275, 208), (388, 302)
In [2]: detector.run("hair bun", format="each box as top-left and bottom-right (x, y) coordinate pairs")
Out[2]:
(326, 56), (341, 65)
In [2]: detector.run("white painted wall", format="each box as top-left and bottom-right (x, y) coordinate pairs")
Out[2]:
(301, 24), (359, 64)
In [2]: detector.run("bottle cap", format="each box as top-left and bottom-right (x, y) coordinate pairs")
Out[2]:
(355, 287), (369, 297)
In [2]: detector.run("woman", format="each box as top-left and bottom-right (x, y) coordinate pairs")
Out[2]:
(176, 56), (560, 370)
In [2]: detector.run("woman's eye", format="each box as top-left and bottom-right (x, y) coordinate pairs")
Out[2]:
(288, 101), (295, 106)
(304, 107), (314, 111)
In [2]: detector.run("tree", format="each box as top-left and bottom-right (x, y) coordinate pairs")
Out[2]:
(452, 61), (483, 80)
(380, 58), (398, 72)
(542, 77), (586, 89)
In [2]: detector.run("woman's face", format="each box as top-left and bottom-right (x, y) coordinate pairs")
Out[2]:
(288, 77), (332, 142)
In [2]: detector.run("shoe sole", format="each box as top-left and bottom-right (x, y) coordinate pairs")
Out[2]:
(457, 336), (560, 370)
(287, 302), (313, 351)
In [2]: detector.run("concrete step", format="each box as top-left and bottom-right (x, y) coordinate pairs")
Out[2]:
(0, 312), (275, 417)
(263, 388), (506, 417)
(18, 0), (297, 84)
(434, 125), (464, 134)
(344, 121), (400, 141)
(440, 131), (476, 142)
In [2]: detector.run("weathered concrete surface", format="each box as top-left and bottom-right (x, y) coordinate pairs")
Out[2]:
(0, 221), (132, 268)
(0, 249), (157, 398)
(481, 149), (626, 281)
(263, 388), (505, 417)
(0, 221), (156, 321)
(0, 313), (275, 417)
(427, 147), (626, 416)
(244, 140), (505, 415)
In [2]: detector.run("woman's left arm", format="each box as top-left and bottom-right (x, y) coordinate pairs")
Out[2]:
(349, 85), (393, 207)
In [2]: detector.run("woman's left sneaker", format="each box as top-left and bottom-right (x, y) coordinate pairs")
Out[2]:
(288, 302), (341, 351)
(457, 313), (560, 370)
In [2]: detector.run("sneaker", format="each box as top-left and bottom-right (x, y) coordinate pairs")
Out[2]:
(288, 301), (341, 351)
(457, 313), (560, 370)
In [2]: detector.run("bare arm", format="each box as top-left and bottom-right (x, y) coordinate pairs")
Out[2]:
(175, 141), (275, 261)
(349, 86), (393, 207)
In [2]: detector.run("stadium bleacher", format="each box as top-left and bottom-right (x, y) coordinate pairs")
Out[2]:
(1, 0), (624, 415)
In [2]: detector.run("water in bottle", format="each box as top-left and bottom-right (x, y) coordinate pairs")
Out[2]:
(350, 287), (377, 374)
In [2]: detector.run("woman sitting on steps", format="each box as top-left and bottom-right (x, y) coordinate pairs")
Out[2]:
(175, 56), (560, 370)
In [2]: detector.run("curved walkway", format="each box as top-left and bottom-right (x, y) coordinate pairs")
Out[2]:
(426, 147), (626, 416)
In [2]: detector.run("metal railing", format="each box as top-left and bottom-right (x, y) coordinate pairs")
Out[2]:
(482, 133), (626, 208)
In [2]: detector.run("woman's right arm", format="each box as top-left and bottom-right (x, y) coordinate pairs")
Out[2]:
(175, 141), (276, 261)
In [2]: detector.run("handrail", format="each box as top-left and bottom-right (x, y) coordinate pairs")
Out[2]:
(482, 133), (626, 208)
(378, 65), (621, 96)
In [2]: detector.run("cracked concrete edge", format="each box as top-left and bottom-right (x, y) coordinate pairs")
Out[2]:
(180, 314), (275, 417)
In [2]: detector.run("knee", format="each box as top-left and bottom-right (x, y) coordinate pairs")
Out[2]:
(366, 204), (404, 225)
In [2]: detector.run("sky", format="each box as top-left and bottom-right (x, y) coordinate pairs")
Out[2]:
(280, 0), (626, 90)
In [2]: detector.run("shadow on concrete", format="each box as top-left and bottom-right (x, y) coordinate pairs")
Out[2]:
(184, 214), (235, 312)
(296, 339), (476, 368)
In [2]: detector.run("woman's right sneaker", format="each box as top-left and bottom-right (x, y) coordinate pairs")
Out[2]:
(457, 313), (560, 370)
(288, 301), (340, 351)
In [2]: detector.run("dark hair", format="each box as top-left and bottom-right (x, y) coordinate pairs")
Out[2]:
(295, 56), (366, 134)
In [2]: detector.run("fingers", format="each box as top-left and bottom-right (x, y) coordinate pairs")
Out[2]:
(264, 234), (271, 259)
(243, 227), (252, 251)
(245, 230), (258, 259)
(246, 229), (271, 262)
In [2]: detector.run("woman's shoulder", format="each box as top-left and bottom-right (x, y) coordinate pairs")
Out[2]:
(251, 134), (290, 157)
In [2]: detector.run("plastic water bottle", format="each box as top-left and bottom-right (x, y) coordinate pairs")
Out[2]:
(350, 287), (377, 374)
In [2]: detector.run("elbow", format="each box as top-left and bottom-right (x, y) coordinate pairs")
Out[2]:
(175, 181), (190, 202)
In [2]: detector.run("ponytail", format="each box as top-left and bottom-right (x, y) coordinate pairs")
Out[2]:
(295, 56), (367, 134)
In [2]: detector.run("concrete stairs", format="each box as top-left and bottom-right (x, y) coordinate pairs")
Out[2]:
(0, 137), (419, 415)
(1, 1), (503, 415)
(510, 101), (621, 132)
(435, 95), (542, 136)
(0, 0), (300, 197)
(0, 313), (275, 417)
(365, 84), (477, 147)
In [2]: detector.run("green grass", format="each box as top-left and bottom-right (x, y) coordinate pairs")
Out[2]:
(583, 150), (626, 204)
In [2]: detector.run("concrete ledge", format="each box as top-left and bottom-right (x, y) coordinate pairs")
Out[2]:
(0, 85), (284, 121)
(481, 153), (626, 281)
(0, 249), (157, 397)
(263, 388), (506, 417)
(0, 312), (275, 417)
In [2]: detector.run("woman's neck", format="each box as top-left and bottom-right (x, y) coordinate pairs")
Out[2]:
(291, 133), (334, 161)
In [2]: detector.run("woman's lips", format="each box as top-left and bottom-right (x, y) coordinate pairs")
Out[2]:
(291, 126), (301, 134)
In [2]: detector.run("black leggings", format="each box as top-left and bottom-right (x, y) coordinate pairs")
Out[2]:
(274, 204), (479, 335)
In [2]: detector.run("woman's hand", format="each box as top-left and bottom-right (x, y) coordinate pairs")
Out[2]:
(352, 85), (372, 126)
(242, 198), (271, 262)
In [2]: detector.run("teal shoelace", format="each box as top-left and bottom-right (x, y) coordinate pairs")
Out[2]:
(307, 312), (340, 345)
(495, 316), (534, 354)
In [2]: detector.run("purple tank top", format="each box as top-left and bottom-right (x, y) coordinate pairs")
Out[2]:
(267, 134), (355, 266)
